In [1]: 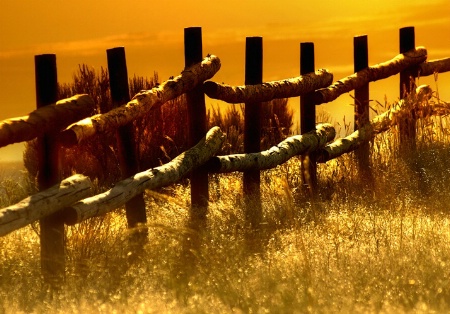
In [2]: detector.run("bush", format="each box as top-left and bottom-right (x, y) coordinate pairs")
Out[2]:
(208, 98), (293, 154)
(24, 65), (294, 187)
(24, 65), (121, 189)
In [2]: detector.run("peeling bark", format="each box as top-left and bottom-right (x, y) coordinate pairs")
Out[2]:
(63, 126), (225, 224)
(0, 174), (92, 236)
(418, 57), (450, 77)
(203, 69), (333, 103)
(313, 47), (428, 105)
(0, 94), (94, 148)
(316, 85), (440, 162)
(205, 123), (335, 173)
(60, 55), (221, 145)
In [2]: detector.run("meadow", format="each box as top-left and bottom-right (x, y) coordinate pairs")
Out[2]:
(1, 72), (450, 312)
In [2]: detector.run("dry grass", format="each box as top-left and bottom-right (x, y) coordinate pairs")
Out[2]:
(1, 93), (450, 313)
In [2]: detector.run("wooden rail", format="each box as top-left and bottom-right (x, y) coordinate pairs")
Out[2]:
(0, 174), (92, 236)
(63, 126), (225, 224)
(0, 95), (94, 148)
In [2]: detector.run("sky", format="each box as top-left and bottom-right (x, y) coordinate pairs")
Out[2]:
(0, 0), (449, 161)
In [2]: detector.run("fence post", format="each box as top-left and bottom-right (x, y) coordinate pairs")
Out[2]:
(35, 54), (64, 284)
(399, 26), (417, 149)
(243, 37), (263, 228)
(107, 47), (148, 243)
(353, 35), (372, 180)
(184, 27), (209, 221)
(300, 42), (317, 192)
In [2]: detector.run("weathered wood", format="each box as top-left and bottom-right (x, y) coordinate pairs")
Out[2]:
(418, 58), (450, 76)
(0, 95), (94, 148)
(400, 27), (416, 97)
(205, 123), (335, 173)
(353, 35), (371, 179)
(399, 27), (417, 150)
(60, 55), (221, 145)
(107, 47), (147, 230)
(185, 27), (209, 219)
(300, 42), (318, 192)
(244, 36), (263, 228)
(354, 35), (370, 130)
(317, 85), (433, 163)
(203, 69), (333, 104)
(63, 127), (225, 225)
(0, 174), (92, 237)
(34, 54), (64, 283)
(300, 43), (317, 133)
(312, 47), (427, 105)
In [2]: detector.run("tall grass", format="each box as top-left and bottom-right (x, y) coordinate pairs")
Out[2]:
(2, 86), (450, 312)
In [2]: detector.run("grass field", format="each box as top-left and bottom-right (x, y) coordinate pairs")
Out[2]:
(1, 98), (450, 313)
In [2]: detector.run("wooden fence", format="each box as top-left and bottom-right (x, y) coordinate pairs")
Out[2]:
(1, 26), (450, 283)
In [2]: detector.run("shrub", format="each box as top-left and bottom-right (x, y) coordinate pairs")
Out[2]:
(24, 65), (294, 186)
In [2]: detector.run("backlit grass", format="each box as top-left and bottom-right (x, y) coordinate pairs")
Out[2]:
(1, 96), (450, 313)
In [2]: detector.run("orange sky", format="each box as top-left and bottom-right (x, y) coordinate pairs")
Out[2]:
(1, 0), (449, 161)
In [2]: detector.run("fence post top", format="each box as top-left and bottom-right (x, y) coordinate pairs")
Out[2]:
(400, 26), (415, 31)
(246, 36), (263, 40)
(107, 47), (126, 52)
(185, 26), (202, 31)
(34, 54), (56, 59)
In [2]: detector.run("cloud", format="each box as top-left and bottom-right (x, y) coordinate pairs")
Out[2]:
(1, 0), (448, 63)
(0, 31), (179, 59)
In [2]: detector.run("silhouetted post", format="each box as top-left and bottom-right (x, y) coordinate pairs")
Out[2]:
(184, 27), (209, 221)
(244, 37), (263, 228)
(399, 26), (417, 149)
(353, 35), (372, 179)
(107, 47), (147, 244)
(399, 27), (428, 194)
(300, 42), (317, 192)
(35, 54), (64, 284)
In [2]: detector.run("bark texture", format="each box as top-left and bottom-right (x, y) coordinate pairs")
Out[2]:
(63, 126), (225, 224)
(60, 55), (221, 145)
(312, 47), (428, 105)
(316, 85), (437, 162)
(0, 94), (94, 148)
(418, 57), (450, 77)
(203, 69), (333, 103)
(205, 123), (335, 173)
(0, 174), (92, 236)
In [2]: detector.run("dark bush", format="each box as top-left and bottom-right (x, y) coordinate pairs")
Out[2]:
(24, 65), (293, 188)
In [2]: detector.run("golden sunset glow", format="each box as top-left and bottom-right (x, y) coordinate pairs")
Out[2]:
(1, 0), (449, 161)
